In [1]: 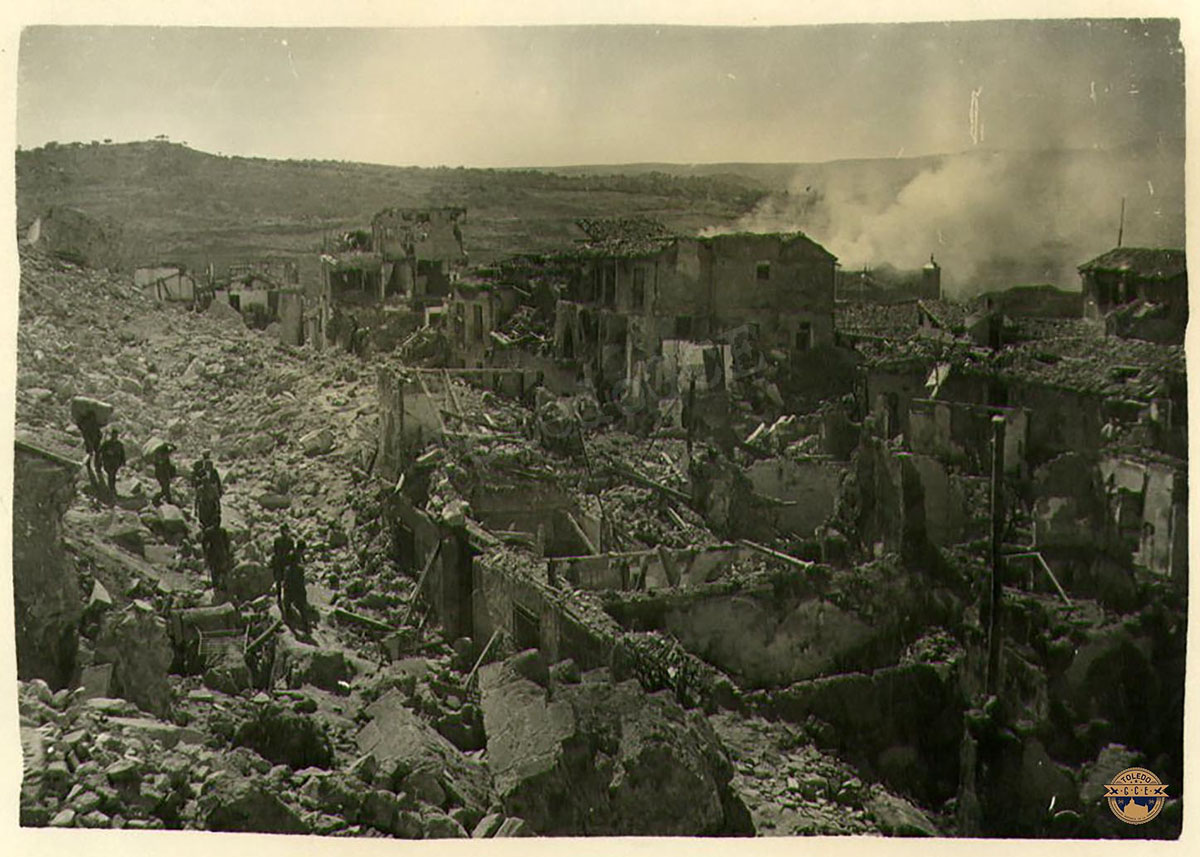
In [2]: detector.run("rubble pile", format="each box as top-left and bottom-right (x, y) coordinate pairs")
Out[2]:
(18, 678), (307, 832)
(710, 712), (939, 836)
(14, 233), (1187, 841)
(495, 305), (551, 350)
(478, 651), (751, 836)
(14, 249), (505, 836)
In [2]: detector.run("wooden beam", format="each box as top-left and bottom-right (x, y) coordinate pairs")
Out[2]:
(1005, 551), (1072, 606)
(333, 607), (393, 633)
(400, 540), (443, 628)
(245, 618), (283, 656)
(656, 544), (681, 588)
(738, 539), (813, 570)
(464, 628), (502, 689)
(442, 369), (465, 420)
(665, 506), (690, 532)
(614, 463), (691, 504)
(414, 370), (448, 436)
(566, 512), (598, 555)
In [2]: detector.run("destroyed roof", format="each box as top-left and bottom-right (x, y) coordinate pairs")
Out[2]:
(986, 335), (1185, 398)
(574, 217), (678, 257)
(576, 216), (673, 243)
(1078, 247), (1187, 280)
(860, 329), (1184, 399)
(1005, 316), (1098, 342)
(836, 298), (974, 338)
(857, 337), (985, 372)
(700, 230), (837, 261)
(836, 301), (922, 338)
(919, 299), (973, 331)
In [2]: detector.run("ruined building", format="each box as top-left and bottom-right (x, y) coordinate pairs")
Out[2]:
(321, 208), (469, 307)
(13, 437), (84, 690)
(554, 218), (837, 395)
(1079, 247), (1187, 344)
(373, 208), (468, 304)
(134, 264), (198, 303)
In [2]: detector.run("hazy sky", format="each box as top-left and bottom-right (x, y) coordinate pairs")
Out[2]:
(17, 20), (1184, 167)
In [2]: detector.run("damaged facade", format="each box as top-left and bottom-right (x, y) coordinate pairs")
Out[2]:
(321, 208), (468, 308)
(553, 219), (836, 396)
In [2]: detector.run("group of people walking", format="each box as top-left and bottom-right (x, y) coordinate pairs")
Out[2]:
(72, 403), (311, 634)
(190, 452), (233, 594)
(76, 408), (127, 497)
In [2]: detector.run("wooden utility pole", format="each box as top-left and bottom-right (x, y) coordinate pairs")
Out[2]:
(985, 415), (1006, 695)
(1117, 197), (1126, 248)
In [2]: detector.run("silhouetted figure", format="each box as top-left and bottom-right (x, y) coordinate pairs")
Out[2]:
(353, 326), (371, 360)
(191, 452), (222, 494)
(283, 538), (310, 633)
(152, 444), (177, 505)
(192, 452), (223, 528)
(271, 523), (295, 609)
(201, 526), (233, 592)
(196, 477), (222, 530)
(282, 541), (310, 631)
(98, 428), (126, 497)
(190, 457), (207, 492)
(202, 452), (222, 497)
(75, 409), (104, 476)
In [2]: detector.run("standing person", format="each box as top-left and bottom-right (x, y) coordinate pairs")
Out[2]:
(191, 452), (221, 493)
(328, 307), (343, 349)
(152, 443), (177, 505)
(196, 475), (222, 531)
(190, 455), (207, 492)
(75, 408), (103, 477)
(192, 452), (223, 526)
(283, 538), (310, 633)
(201, 526), (232, 593)
(353, 325), (371, 360)
(98, 428), (126, 497)
(200, 452), (222, 499)
(271, 523), (295, 610)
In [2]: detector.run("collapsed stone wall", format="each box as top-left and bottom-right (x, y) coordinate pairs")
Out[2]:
(13, 443), (84, 689)
(835, 435), (932, 563)
(602, 560), (964, 690)
(747, 663), (964, 808)
(468, 548), (733, 710)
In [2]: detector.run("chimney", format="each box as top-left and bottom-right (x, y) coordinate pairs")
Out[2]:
(923, 254), (942, 300)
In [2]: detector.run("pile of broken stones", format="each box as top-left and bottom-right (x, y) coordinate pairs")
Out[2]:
(16, 248), (948, 839)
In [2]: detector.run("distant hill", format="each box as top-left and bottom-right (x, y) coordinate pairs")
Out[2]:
(15, 137), (1185, 296)
(15, 141), (767, 274)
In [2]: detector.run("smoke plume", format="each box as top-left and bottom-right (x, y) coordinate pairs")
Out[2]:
(712, 142), (1184, 298)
